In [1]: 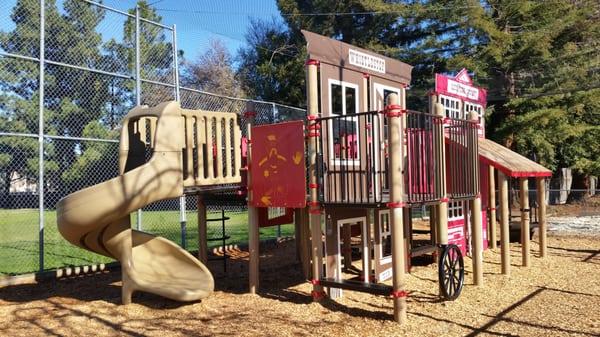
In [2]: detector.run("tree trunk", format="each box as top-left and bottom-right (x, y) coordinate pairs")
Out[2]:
(567, 171), (589, 202)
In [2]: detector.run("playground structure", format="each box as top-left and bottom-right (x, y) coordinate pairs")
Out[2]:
(57, 101), (242, 303)
(245, 31), (553, 323)
(56, 30), (553, 324)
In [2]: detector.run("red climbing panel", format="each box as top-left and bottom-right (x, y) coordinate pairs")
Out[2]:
(250, 121), (306, 208)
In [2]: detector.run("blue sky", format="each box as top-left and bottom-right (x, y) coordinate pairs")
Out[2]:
(0, 0), (284, 61)
(101, 0), (284, 60)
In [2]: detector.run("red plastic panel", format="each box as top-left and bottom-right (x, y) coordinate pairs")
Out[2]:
(250, 121), (306, 208)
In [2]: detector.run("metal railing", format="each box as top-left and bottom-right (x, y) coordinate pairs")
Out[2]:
(445, 117), (480, 199)
(405, 110), (444, 204)
(315, 111), (386, 205)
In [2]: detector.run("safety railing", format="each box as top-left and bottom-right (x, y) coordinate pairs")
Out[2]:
(445, 117), (479, 199)
(181, 109), (242, 186)
(314, 111), (386, 205)
(121, 104), (242, 188)
(405, 110), (444, 203)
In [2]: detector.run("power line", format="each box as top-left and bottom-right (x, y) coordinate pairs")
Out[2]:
(154, 5), (481, 17)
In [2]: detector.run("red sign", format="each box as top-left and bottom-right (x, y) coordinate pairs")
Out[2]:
(435, 68), (487, 106)
(250, 121), (306, 208)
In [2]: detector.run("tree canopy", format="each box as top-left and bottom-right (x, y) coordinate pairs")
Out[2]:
(236, 0), (600, 178)
(0, 0), (173, 198)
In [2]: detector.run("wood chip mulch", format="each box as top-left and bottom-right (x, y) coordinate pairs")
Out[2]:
(0, 233), (598, 337)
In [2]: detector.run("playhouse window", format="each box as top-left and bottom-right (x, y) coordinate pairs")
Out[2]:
(464, 102), (483, 124)
(329, 80), (360, 163)
(440, 95), (461, 120)
(448, 200), (464, 220)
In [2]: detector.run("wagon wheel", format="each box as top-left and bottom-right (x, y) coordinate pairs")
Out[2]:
(438, 244), (464, 301)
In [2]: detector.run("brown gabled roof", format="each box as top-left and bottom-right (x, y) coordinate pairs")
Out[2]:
(301, 30), (413, 84)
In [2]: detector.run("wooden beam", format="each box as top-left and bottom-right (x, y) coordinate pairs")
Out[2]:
(387, 92), (407, 324)
(197, 195), (208, 265)
(520, 178), (530, 267)
(433, 101), (448, 246)
(537, 178), (547, 258)
(468, 110), (483, 286)
(499, 172), (510, 275)
(306, 60), (324, 299)
(246, 101), (259, 294)
(489, 166), (497, 249)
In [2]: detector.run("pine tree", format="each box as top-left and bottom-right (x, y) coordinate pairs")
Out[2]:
(449, 0), (600, 182)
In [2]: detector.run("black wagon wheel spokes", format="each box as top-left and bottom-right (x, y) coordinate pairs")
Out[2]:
(438, 244), (465, 301)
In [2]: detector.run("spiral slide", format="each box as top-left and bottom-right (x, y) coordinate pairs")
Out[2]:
(57, 102), (215, 304)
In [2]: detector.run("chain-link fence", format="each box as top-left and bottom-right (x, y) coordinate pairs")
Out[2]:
(0, 0), (305, 276)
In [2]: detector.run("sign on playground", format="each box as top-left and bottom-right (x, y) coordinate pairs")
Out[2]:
(250, 121), (306, 208)
(435, 68), (487, 106)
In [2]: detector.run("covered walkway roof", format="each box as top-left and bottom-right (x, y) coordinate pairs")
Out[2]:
(478, 138), (552, 178)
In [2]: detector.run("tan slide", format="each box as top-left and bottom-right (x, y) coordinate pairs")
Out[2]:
(57, 101), (240, 304)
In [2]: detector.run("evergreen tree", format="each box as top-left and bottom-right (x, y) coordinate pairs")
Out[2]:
(450, 0), (600, 183)
(237, 18), (306, 108)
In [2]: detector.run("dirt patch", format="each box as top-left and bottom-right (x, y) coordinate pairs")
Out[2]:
(1, 234), (599, 337)
(547, 195), (600, 217)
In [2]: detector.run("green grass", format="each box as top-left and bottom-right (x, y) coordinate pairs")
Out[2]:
(0, 208), (294, 276)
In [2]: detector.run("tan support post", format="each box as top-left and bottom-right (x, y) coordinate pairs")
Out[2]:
(468, 111), (483, 286)
(433, 102), (448, 246)
(520, 178), (530, 267)
(498, 171), (510, 275)
(537, 178), (547, 258)
(489, 166), (497, 249)
(306, 59), (324, 299)
(197, 195), (208, 265)
(246, 101), (259, 294)
(386, 93), (407, 324)
(294, 207), (311, 278)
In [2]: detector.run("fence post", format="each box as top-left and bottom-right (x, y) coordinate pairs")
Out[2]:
(38, 0), (46, 272)
(134, 6), (143, 231)
(172, 24), (187, 249)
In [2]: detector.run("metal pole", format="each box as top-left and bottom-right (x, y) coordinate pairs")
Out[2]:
(135, 6), (142, 231)
(172, 23), (187, 249)
(38, 0), (45, 272)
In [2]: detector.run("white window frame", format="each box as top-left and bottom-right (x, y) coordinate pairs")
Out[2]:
(439, 94), (462, 120)
(373, 83), (401, 195)
(328, 79), (360, 166)
(448, 200), (464, 221)
(464, 101), (483, 123)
